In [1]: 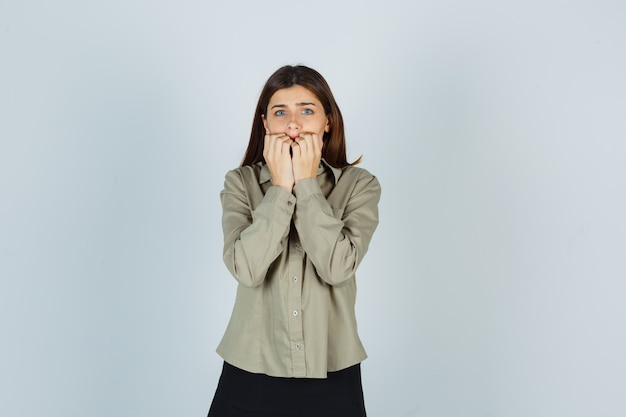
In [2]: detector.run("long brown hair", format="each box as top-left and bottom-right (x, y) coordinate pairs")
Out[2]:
(241, 65), (360, 168)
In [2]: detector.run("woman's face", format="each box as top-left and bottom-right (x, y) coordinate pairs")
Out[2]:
(262, 85), (330, 140)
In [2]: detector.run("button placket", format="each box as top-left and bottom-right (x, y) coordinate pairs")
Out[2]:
(287, 230), (306, 376)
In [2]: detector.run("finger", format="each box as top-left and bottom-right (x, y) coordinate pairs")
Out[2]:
(266, 134), (290, 155)
(300, 133), (321, 155)
(293, 137), (306, 153)
(281, 138), (294, 155)
(279, 136), (293, 155)
(266, 132), (288, 140)
(290, 140), (301, 157)
(271, 132), (289, 140)
(296, 135), (316, 155)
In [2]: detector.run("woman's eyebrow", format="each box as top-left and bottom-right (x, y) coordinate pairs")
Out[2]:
(270, 102), (317, 109)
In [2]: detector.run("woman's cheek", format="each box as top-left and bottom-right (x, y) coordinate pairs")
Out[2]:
(268, 120), (284, 134)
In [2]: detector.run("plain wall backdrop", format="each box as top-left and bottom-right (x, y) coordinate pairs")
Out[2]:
(1, 1), (625, 416)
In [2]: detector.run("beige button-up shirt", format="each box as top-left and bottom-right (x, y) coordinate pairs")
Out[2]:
(216, 159), (381, 378)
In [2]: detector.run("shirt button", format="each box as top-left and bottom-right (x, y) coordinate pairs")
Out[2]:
(292, 276), (298, 282)
(287, 201), (293, 206)
(292, 310), (298, 317)
(294, 243), (300, 249)
(295, 343), (302, 350)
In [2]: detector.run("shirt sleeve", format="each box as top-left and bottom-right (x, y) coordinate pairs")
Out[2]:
(221, 169), (296, 287)
(292, 170), (381, 286)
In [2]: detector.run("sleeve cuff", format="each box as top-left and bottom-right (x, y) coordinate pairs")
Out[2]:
(293, 178), (322, 200)
(264, 185), (297, 213)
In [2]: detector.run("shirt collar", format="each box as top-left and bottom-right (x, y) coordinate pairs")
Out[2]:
(259, 158), (342, 185)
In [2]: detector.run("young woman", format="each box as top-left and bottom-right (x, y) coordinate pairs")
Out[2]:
(208, 65), (381, 417)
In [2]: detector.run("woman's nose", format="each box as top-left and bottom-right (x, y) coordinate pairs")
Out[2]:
(287, 114), (301, 130)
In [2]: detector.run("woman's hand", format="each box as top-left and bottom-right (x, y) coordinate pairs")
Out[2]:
(291, 132), (322, 184)
(263, 132), (295, 192)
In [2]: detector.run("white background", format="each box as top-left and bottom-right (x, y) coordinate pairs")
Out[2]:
(1, 1), (625, 416)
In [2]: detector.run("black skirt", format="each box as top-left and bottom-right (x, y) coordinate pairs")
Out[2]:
(207, 362), (367, 417)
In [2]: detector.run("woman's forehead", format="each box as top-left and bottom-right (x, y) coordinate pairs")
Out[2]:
(268, 85), (321, 105)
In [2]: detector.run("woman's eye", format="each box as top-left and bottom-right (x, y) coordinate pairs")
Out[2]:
(302, 108), (314, 115)
(274, 109), (286, 116)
